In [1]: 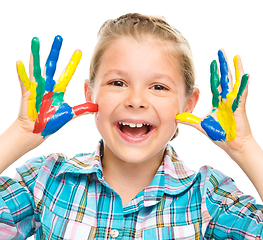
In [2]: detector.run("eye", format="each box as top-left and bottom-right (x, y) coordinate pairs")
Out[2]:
(151, 84), (168, 91)
(109, 80), (127, 87)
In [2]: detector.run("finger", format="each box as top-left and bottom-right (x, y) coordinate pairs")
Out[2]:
(210, 60), (220, 111)
(221, 49), (234, 90)
(53, 50), (82, 93)
(232, 56), (241, 96)
(31, 37), (46, 113)
(218, 50), (231, 99)
(232, 74), (249, 112)
(16, 61), (38, 121)
(176, 112), (201, 126)
(72, 102), (98, 117)
(16, 61), (31, 90)
(45, 35), (63, 91)
(31, 37), (42, 80)
(176, 112), (209, 136)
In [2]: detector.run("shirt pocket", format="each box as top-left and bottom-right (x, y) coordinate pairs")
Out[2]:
(142, 223), (201, 240)
(40, 205), (97, 240)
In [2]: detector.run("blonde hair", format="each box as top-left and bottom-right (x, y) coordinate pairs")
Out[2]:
(89, 13), (196, 139)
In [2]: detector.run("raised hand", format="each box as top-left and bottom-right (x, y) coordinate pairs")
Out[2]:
(176, 50), (249, 147)
(16, 36), (98, 138)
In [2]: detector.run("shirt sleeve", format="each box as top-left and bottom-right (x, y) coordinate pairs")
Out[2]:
(202, 166), (263, 239)
(0, 155), (46, 239)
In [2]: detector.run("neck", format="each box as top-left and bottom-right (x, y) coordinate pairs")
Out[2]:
(101, 143), (165, 206)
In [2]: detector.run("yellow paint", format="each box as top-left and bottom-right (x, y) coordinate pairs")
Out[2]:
(216, 56), (240, 141)
(54, 50), (82, 93)
(176, 112), (201, 124)
(16, 61), (38, 121)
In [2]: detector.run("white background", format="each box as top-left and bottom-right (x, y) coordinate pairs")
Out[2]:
(0, 0), (263, 238)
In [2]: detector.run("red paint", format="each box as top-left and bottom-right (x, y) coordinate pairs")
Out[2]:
(73, 102), (98, 116)
(33, 91), (56, 133)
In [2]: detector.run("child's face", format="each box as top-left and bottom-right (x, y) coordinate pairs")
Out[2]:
(90, 37), (198, 164)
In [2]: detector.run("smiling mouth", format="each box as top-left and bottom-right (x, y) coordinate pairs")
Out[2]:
(118, 122), (152, 137)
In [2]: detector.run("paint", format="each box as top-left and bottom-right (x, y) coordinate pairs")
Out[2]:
(210, 60), (220, 111)
(232, 74), (248, 112)
(16, 61), (38, 121)
(31, 37), (45, 113)
(41, 103), (74, 137)
(201, 116), (226, 141)
(52, 92), (64, 106)
(217, 100), (237, 142)
(45, 35), (63, 92)
(18, 35), (99, 138)
(218, 50), (229, 99)
(73, 102), (98, 116)
(33, 91), (56, 134)
(175, 112), (201, 124)
(215, 56), (246, 141)
(53, 50), (82, 93)
(176, 53), (248, 143)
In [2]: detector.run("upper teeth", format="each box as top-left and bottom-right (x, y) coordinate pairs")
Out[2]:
(119, 122), (150, 128)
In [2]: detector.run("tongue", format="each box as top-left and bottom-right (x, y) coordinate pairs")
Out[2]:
(121, 125), (149, 137)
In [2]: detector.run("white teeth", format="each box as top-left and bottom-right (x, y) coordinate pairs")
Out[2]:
(119, 122), (149, 128)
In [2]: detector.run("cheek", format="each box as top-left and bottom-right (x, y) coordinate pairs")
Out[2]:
(94, 95), (115, 131)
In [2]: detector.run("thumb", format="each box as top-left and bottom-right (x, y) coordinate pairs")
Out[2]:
(16, 60), (31, 95)
(176, 112), (203, 131)
(72, 102), (98, 118)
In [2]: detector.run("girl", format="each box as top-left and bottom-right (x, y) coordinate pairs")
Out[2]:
(0, 13), (263, 239)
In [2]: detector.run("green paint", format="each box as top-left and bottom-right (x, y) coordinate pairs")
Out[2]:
(52, 92), (65, 106)
(31, 37), (46, 113)
(210, 60), (220, 109)
(232, 74), (248, 112)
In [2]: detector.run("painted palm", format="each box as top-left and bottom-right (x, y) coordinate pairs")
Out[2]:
(176, 50), (248, 142)
(16, 36), (98, 138)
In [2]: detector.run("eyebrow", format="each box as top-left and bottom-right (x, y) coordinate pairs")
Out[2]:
(102, 69), (129, 79)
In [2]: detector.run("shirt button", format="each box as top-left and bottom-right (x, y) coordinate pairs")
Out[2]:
(110, 229), (119, 238)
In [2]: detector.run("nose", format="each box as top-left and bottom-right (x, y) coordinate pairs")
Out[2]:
(124, 87), (149, 109)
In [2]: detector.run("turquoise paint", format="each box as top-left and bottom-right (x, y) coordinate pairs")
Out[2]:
(31, 37), (45, 113)
(232, 74), (249, 112)
(201, 115), (226, 142)
(52, 92), (65, 106)
(210, 60), (220, 110)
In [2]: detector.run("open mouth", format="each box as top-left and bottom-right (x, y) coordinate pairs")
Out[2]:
(118, 121), (153, 138)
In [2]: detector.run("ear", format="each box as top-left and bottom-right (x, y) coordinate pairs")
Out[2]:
(84, 79), (93, 102)
(184, 87), (200, 113)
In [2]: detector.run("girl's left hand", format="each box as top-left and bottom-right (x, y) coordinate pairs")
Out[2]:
(176, 50), (252, 160)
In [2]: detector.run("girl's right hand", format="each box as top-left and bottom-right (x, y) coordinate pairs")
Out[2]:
(16, 35), (98, 147)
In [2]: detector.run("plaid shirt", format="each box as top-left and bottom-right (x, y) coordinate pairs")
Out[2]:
(1, 140), (263, 239)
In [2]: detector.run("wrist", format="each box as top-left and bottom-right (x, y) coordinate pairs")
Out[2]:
(0, 119), (43, 173)
(228, 135), (263, 167)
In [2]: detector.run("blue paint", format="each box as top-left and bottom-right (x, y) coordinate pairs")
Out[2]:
(45, 35), (63, 92)
(41, 102), (74, 137)
(218, 50), (229, 99)
(201, 115), (226, 142)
